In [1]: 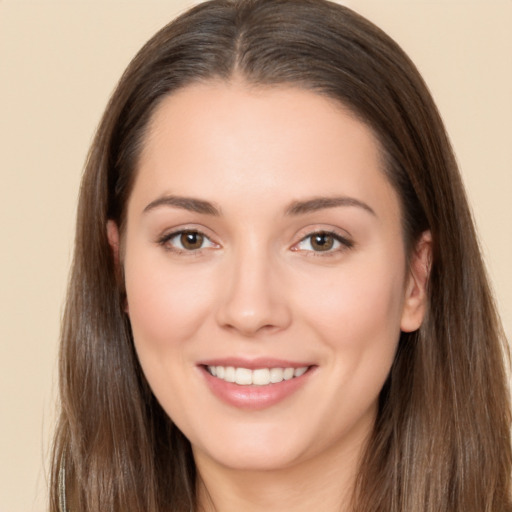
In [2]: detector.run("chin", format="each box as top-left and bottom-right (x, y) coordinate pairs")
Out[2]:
(194, 440), (308, 473)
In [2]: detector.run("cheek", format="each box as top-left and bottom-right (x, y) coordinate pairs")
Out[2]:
(296, 256), (406, 429)
(123, 253), (215, 349)
(122, 251), (218, 418)
(300, 253), (406, 355)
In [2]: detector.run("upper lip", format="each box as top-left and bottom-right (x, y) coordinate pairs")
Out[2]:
(197, 357), (314, 370)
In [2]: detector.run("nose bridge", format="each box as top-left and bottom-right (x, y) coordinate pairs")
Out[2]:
(216, 237), (291, 336)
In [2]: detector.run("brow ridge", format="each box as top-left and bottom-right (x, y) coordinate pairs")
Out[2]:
(285, 196), (376, 216)
(143, 195), (221, 216)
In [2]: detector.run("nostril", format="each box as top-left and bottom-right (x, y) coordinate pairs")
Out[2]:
(215, 264), (292, 335)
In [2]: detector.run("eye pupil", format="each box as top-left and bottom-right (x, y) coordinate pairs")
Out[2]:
(180, 232), (203, 250)
(311, 233), (334, 251)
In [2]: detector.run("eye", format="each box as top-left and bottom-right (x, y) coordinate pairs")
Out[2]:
(159, 230), (217, 252)
(294, 231), (353, 253)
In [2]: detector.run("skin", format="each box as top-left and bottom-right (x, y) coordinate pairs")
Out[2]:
(108, 81), (430, 512)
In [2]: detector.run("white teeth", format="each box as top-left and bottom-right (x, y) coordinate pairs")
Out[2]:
(294, 367), (307, 377)
(224, 366), (235, 383)
(269, 368), (283, 383)
(283, 367), (294, 380)
(207, 365), (309, 386)
(235, 367), (252, 385)
(253, 368), (271, 386)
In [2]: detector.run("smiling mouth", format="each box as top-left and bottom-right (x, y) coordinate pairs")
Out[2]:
(205, 365), (310, 386)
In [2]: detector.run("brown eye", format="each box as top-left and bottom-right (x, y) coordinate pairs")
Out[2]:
(310, 232), (335, 251)
(159, 229), (217, 253)
(180, 231), (204, 250)
(294, 231), (353, 254)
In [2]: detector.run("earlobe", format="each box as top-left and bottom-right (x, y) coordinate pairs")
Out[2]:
(400, 230), (432, 333)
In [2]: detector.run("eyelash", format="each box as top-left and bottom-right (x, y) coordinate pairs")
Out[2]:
(157, 229), (354, 256)
(157, 229), (217, 255)
(293, 230), (354, 256)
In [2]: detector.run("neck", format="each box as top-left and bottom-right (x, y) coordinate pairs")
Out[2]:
(194, 431), (369, 512)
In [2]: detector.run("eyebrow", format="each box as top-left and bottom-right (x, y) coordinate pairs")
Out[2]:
(285, 196), (376, 216)
(143, 195), (221, 216)
(142, 194), (375, 217)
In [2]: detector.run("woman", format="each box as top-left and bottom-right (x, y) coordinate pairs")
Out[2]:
(49, 0), (512, 511)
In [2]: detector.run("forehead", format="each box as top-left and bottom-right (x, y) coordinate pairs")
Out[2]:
(130, 81), (399, 223)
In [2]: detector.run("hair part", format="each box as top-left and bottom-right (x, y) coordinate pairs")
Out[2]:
(50, 1), (511, 511)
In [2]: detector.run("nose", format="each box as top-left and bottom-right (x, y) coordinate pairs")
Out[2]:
(215, 247), (292, 337)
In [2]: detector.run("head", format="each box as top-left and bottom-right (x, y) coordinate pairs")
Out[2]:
(52, 1), (511, 511)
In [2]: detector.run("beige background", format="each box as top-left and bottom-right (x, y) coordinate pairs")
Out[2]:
(1, 1), (511, 511)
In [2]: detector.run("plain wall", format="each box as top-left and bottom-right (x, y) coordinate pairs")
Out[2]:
(1, 1), (510, 510)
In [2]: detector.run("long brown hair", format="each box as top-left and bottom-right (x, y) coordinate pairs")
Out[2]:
(50, 1), (511, 510)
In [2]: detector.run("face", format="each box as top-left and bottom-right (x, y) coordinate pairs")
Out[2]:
(110, 82), (428, 473)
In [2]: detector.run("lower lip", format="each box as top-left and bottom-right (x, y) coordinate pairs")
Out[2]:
(200, 366), (313, 410)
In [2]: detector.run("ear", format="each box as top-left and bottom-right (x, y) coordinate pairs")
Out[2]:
(400, 231), (432, 333)
(106, 220), (120, 267)
(107, 220), (129, 313)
